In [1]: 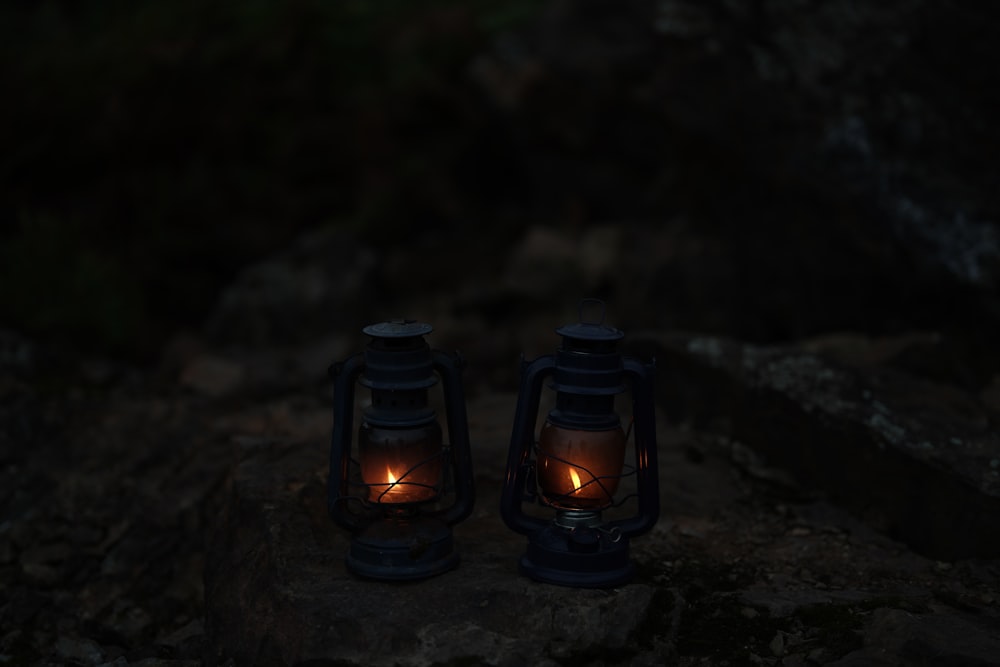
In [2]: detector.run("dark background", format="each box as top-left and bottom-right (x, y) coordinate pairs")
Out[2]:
(3, 0), (998, 389)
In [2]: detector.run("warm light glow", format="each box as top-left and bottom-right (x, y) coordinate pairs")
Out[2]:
(537, 422), (626, 509)
(359, 423), (442, 504)
(375, 468), (409, 502)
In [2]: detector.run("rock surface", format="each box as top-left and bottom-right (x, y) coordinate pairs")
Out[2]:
(204, 395), (672, 666)
(4, 324), (998, 665)
(204, 390), (1000, 665)
(628, 333), (1000, 560)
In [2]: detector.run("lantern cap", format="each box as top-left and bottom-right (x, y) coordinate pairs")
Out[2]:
(555, 299), (624, 342)
(360, 319), (437, 391)
(363, 320), (433, 338)
(547, 299), (626, 403)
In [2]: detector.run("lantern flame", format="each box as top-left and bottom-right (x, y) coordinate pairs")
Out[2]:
(569, 467), (582, 493)
(378, 468), (404, 502)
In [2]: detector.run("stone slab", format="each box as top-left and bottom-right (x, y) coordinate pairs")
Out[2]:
(203, 430), (669, 666)
(628, 334), (1000, 559)
(204, 390), (1000, 666)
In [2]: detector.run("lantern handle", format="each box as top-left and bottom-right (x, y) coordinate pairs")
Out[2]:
(429, 350), (476, 526)
(501, 354), (557, 535)
(607, 356), (660, 537)
(578, 298), (607, 325)
(328, 353), (366, 531)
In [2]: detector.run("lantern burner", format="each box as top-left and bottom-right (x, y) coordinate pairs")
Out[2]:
(553, 509), (603, 529)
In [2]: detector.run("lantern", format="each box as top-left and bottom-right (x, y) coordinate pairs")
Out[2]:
(501, 300), (659, 587)
(328, 320), (474, 580)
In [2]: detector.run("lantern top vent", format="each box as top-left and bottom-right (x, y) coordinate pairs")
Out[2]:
(363, 320), (433, 339)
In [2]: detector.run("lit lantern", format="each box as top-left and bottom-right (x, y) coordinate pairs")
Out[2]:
(329, 320), (474, 580)
(501, 300), (659, 587)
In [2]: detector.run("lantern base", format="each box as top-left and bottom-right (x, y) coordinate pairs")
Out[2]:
(519, 523), (634, 588)
(347, 515), (458, 581)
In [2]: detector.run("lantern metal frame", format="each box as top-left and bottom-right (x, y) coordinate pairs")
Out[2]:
(329, 320), (474, 581)
(501, 300), (659, 588)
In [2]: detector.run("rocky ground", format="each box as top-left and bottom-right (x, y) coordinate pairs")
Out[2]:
(3, 221), (1000, 665)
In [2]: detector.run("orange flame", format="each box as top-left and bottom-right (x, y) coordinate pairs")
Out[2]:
(569, 467), (582, 492)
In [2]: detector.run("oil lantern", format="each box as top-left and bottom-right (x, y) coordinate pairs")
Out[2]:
(501, 300), (659, 587)
(329, 320), (474, 580)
